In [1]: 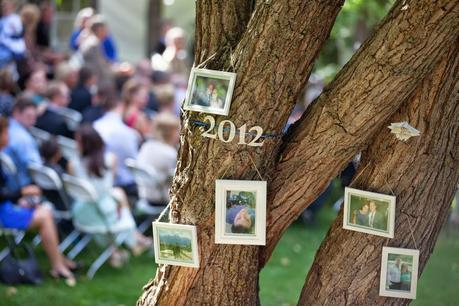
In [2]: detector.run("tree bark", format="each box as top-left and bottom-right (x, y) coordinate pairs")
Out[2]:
(263, 0), (459, 263)
(138, 1), (344, 305)
(137, 0), (459, 305)
(299, 41), (459, 306)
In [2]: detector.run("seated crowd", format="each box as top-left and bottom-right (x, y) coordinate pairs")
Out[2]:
(0, 1), (187, 286)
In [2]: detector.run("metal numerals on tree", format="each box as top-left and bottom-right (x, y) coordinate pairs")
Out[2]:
(200, 115), (265, 147)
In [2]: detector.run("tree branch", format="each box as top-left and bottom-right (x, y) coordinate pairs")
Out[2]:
(299, 40), (459, 306)
(194, 0), (255, 65)
(262, 0), (459, 264)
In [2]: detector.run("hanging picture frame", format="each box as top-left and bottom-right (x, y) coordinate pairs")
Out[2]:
(342, 187), (396, 238)
(215, 179), (267, 245)
(183, 68), (236, 116)
(379, 247), (419, 299)
(152, 222), (200, 268)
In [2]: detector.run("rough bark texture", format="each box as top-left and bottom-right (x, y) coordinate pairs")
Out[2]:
(137, 0), (459, 305)
(138, 1), (344, 305)
(263, 0), (459, 263)
(299, 42), (459, 306)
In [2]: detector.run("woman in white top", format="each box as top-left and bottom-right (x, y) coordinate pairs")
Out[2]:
(138, 112), (179, 205)
(71, 124), (151, 266)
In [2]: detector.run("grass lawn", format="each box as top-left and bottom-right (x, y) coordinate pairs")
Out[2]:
(1, 195), (458, 305)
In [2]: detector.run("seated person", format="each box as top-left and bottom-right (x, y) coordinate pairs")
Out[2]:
(35, 81), (73, 138)
(226, 194), (255, 234)
(0, 115), (77, 286)
(39, 137), (72, 213)
(69, 66), (97, 114)
(22, 69), (47, 106)
(138, 112), (179, 206)
(71, 124), (151, 265)
(93, 96), (139, 198)
(3, 96), (41, 189)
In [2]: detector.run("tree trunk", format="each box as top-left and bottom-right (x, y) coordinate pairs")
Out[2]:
(147, 0), (162, 56)
(138, 0), (459, 305)
(262, 0), (459, 263)
(299, 41), (459, 306)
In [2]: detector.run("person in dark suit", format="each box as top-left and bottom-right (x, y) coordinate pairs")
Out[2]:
(68, 66), (97, 113)
(35, 81), (73, 138)
(368, 201), (386, 230)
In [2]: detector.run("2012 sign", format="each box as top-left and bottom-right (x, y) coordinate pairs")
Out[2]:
(200, 115), (265, 147)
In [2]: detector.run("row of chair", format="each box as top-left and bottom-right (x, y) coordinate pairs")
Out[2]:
(0, 145), (166, 279)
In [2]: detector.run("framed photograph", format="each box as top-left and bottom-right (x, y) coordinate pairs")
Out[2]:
(215, 179), (267, 245)
(343, 187), (396, 238)
(152, 222), (199, 268)
(380, 247), (419, 299)
(183, 68), (237, 116)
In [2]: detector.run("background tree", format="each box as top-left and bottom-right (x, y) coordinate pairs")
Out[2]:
(138, 0), (459, 305)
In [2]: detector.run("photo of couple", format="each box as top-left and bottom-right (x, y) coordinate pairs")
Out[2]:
(380, 247), (419, 299)
(343, 187), (396, 238)
(183, 68), (236, 116)
(351, 199), (388, 231)
(191, 78), (226, 109)
(386, 254), (413, 292)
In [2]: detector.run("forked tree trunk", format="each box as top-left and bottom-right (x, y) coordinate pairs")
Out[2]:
(299, 42), (459, 306)
(138, 0), (459, 305)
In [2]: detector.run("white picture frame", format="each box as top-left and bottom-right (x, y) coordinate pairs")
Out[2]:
(380, 247), (419, 299)
(343, 187), (396, 238)
(215, 179), (267, 245)
(183, 68), (236, 116)
(152, 222), (200, 268)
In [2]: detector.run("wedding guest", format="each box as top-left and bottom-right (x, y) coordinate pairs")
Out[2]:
(0, 69), (15, 116)
(122, 79), (150, 137)
(138, 112), (179, 205)
(23, 68), (48, 105)
(162, 27), (190, 85)
(3, 96), (41, 189)
(69, 66), (97, 113)
(71, 125), (151, 263)
(93, 95), (139, 198)
(79, 15), (113, 87)
(0, 115), (77, 286)
(35, 81), (73, 138)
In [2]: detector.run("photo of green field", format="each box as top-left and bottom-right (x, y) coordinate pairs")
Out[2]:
(157, 228), (194, 263)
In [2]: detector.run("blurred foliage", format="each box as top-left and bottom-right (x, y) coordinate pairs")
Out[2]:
(313, 0), (395, 83)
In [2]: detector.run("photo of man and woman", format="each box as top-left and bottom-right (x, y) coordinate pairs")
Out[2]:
(152, 223), (199, 268)
(183, 68), (236, 115)
(386, 254), (413, 292)
(380, 247), (419, 299)
(225, 191), (256, 235)
(215, 180), (266, 245)
(343, 187), (396, 238)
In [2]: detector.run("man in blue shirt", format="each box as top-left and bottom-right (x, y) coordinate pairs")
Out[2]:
(3, 96), (42, 189)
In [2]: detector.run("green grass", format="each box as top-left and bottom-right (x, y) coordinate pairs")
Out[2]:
(1, 203), (459, 305)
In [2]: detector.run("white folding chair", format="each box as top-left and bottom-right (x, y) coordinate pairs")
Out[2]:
(0, 154), (27, 259)
(28, 164), (80, 252)
(55, 107), (82, 131)
(125, 158), (166, 233)
(57, 136), (79, 161)
(0, 152), (16, 175)
(62, 174), (131, 279)
(28, 127), (52, 145)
